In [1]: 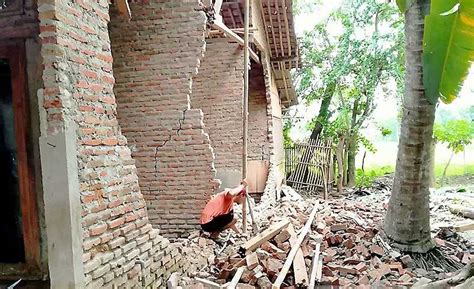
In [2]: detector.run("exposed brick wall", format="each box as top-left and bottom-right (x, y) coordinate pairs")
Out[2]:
(193, 38), (244, 186)
(248, 64), (270, 161)
(37, 0), (194, 287)
(110, 1), (219, 238)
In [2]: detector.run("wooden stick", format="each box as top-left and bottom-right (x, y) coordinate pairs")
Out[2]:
(246, 194), (259, 232)
(287, 224), (309, 287)
(308, 243), (321, 289)
(454, 222), (474, 232)
(241, 219), (290, 253)
(195, 278), (222, 288)
(272, 204), (318, 288)
(228, 267), (245, 289)
(241, 0), (250, 235)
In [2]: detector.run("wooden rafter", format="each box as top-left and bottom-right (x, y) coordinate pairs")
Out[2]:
(258, 0), (273, 57)
(283, 0), (292, 56)
(266, 0), (279, 57)
(274, 0), (285, 57)
(212, 21), (260, 63)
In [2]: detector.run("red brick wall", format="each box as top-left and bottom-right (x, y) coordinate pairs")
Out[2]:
(37, 0), (199, 287)
(110, 1), (219, 238)
(249, 64), (271, 161)
(193, 38), (244, 186)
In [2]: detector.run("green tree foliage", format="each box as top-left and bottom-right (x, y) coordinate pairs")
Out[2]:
(434, 119), (474, 183)
(434, 119), (474, 153)
(295, 0), (404, 186)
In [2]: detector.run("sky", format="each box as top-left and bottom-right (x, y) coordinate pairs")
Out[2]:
(290, 0), (474, 141)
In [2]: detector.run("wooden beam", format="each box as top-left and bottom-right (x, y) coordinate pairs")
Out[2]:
(214, 0), (223, 22)
(211, 21), (260, 63)
(116, 0), (131, 19)
(241, 219), (290, 253)
(228, 267), (245, 289)
(454, 222), (474, 232)
(308, 243), (321, 289)
(287, 224), (309, 287)
(272, 204), (318, 288)
(242, 0), (250, 234)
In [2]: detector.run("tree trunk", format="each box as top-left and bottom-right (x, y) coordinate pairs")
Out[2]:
(347, 134), (357, 187)
(383, 0), (435, 253)
(343, 144), (349, 186)
(428, 138), (436, 187)
(441, 151), (454, 185)
(336, 137), (345, 193)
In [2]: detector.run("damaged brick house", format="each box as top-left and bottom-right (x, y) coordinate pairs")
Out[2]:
(0, 0), (298, 287)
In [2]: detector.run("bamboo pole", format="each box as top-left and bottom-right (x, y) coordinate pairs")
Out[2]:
(242, 0), (250, 234)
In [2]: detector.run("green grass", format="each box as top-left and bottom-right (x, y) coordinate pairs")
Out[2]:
(434, 164), (474, 177)
(362, 164), (474, 178)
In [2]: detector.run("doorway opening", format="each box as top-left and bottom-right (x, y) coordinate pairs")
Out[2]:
(0, 58), (25, 263)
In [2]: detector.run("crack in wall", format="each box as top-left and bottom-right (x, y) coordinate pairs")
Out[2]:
(153, 109), (188, 180)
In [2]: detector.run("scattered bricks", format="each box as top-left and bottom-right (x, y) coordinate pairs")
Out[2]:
(274, 229), (291, 244)
(336, 266), (359, 276)
(370, 245), (384, 257)
(434, 238), (445, 247)
(357, 275), (370, 285)
(246, 252), (259, 270)
(398, 273), (413, 283)
(276, 241), (291, 251)
(343, 238), (354, 249)
(400, 255), (414, 268)
(322, 266), (334, 277)
(136, 234), (150, 245)
(263, 258), (283, 277)
(355, 262), (367, 272)
(330, 224), (348, 232)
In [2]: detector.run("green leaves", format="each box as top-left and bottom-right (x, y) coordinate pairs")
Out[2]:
(433, 119), (474, 153)
(395, 0), (412, 13)
(423, 0), (474, 104)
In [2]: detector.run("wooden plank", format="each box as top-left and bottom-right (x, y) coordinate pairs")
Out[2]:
(287, 224), (309, 287)
(195, 278), (222, 288)
(308, 243), (321, 289)
(228, 267), (245, 289)
(272, 205), (318, 288)
(454, 222), (474, 232)
(241, 219), (290, 253)
(211, 21), (260, 63)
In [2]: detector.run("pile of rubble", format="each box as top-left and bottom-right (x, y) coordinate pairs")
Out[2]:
(171, 184), (473, 288)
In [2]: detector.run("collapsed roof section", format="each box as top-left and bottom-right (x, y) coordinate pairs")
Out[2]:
(208, 0), (299, 107)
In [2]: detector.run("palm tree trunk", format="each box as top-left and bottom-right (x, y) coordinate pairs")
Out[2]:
(383, 0), (435, 253)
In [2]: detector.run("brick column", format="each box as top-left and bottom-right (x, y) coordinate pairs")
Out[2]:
(193, 38), (245, 189)
(110, 1), (219, 238)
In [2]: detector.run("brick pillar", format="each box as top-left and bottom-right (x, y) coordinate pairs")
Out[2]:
(110, 1), (219, 238)
(193, 38), (245, 189)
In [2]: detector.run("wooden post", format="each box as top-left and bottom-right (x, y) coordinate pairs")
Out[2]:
(242, 0), (250, 234)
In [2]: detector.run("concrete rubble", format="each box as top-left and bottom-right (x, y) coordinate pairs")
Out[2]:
(170, 178), (473, 288)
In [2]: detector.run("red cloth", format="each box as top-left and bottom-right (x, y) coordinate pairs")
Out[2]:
(200, 187), (246, 224)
